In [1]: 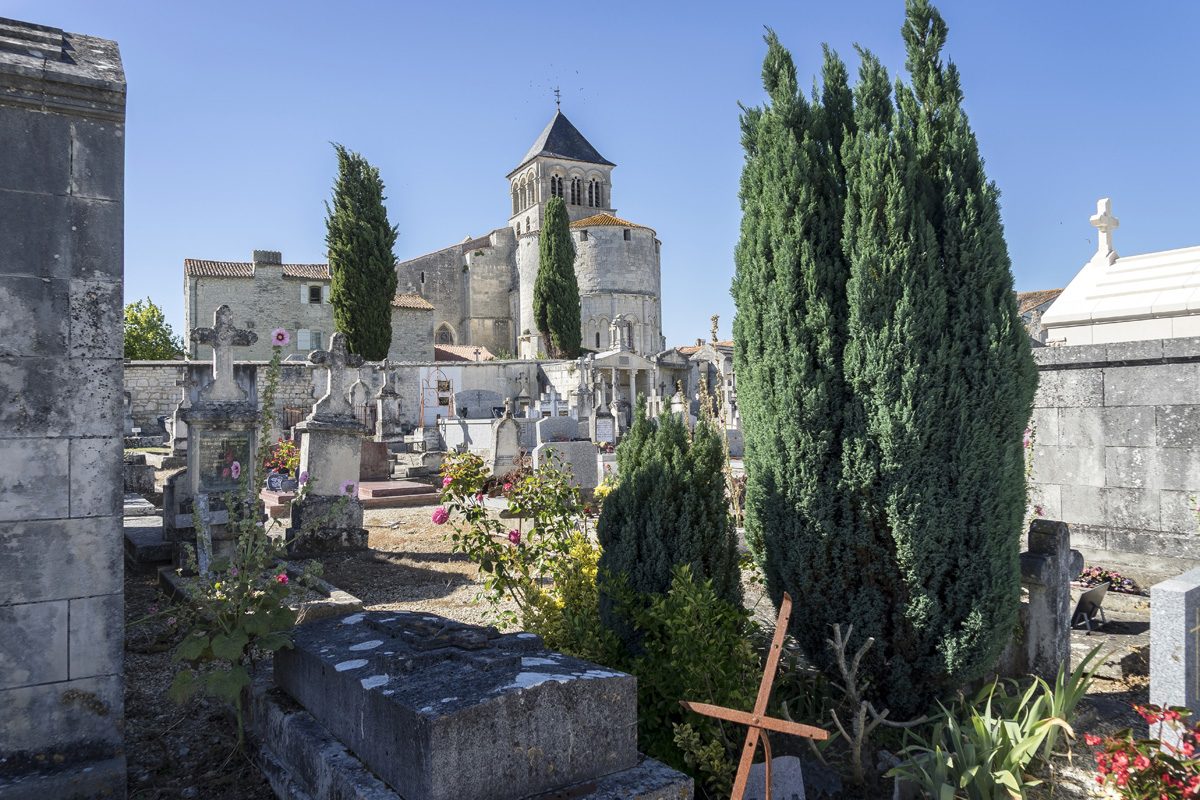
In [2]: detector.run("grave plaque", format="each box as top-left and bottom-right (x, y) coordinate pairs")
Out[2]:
(194, 431), (252, 492)
(275, 610), (637, 800)
(595, 417), (614, 443)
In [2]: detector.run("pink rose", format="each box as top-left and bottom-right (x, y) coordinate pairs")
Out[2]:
(432, 507), (449, 525)
(503, 482), (512, 492)
(508, 529), (521, 545)
(442, 475), (453, 488)
(277, 573), (288, 584)
(476, 493), (484, 502)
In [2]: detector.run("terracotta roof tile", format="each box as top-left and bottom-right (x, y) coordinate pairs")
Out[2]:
(185, 259), (331, 280)
(1016, 288), (1064, 314)
(435, 344), (495, 362)
(569, 212), (654, 234)
(392, 294), (435, 310)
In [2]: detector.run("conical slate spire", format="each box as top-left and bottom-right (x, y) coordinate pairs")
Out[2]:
(514, 110), (615, 170)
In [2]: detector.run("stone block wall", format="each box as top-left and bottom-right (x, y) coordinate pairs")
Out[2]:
(1029, 338), (1200, 570)
(390, 307), (434, 362)
(123, 361), (185, 431)
(0, 20), (128, 794)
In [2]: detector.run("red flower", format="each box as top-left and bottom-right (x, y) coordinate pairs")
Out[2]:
(1113, 752), (1129, 769)
(1134, 754), (1151, 770)
(1085, 734), (1102, 746)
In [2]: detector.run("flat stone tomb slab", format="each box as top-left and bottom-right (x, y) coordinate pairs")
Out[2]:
(274, 611), (637, 800)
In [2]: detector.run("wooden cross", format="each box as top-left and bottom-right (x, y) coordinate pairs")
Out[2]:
(192, 305), (257, 404)
(1090, 197), (1120, 255)
(309, 332), (364, 419)
(680, 593), (828, 800)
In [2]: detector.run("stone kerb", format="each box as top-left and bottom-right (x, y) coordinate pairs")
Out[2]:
(534, 441), (600, 489)
(1151, 566), (1200, 748)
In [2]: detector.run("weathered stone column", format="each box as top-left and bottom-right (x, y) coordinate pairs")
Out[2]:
(289, 333), (367, 555)
(0, 18), (128, 796)
(1019, 519), (1083, 682)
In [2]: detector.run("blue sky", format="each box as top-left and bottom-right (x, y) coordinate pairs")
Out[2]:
(17, 0), (1200, 348)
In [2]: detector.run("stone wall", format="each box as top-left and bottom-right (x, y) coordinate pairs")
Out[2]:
(1029, 338), (1200, 570)
(390, 307), (434, 362)
(0, 20), (128, 794)
(397, 243), (465, 346)
(124, 361), (186, 431)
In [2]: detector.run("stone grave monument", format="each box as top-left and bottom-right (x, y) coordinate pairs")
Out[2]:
(161, 306), (260, 569)
(453, 388), (503, 419)
(288, 332), (369, 554)
(1019, 519), (1083, 682)
(374, 360), (405, 448)
(262, 610), (691, 800)
(590, 402), (616, 446)
(534, 440), (600, 489)
(536, 414), (579, 445)
(1151, 566), (1200, 748)
(536, 385), (566, 418)
(486, 400), (523, 477)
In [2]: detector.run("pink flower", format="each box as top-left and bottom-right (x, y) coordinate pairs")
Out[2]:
(1084, 734), (1102, 746)
(340, 479), (358, 496)
(148, 604), (159, 614)
(432, 507), (449, 525)
(1034, 504), (1043, 517)
(1134, 754), (1150, 770)
(271, 328), (290, 347)
(230, 567), (239, 578)
(231, 461), (241, 479)
(442, 475), (453, 488)
(226, 452), (234, 463)
(222, 467), (231, 478)
(276, 573), (288, 584)
(503, 482), (512, 492)
(508, 529), (521, 545)
(299, 471), (309, 485)
(475, 493), (484, 502)
(166, 617), (176, 626)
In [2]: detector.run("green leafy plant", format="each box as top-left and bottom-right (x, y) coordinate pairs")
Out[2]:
(1089, 704), (1200, 798)
(264, 437), (300, 475)
(124, 297), (185, 360)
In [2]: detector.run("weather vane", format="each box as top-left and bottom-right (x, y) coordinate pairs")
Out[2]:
(554, 85), (561, 109)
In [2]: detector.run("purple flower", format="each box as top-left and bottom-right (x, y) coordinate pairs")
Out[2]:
(432, 507), (449, 525)
(508, 529), (521, 545)
(230, 567), (239, 578)
(340, 479), (358, 496)
(299, 471), (309, 485)
(148, 604), (159, 614)
(166, 617), (176, 626)
(231, 461), (241, 479)
(271, 328), (290, 347)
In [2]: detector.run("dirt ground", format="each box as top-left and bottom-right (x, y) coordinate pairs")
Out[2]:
(124, 505), (1149, 799)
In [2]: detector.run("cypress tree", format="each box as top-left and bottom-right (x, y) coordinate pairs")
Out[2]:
(598, 398), (741, 630)
(733, 6), (1037, 716)
(533, 197), (582, 359)
(325, 143), (399, 361)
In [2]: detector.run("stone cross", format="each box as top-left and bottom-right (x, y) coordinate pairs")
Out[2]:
(1019, 519), (1082, 682)
(192, 305), (257, 404)
(309, 332), (364, 420)
(1090, 197), (1119, 256)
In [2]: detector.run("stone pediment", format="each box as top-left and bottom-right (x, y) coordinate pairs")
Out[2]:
(590, 349), (654, 371)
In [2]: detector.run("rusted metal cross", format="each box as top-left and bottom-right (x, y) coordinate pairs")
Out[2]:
(680, 592), (828, 800)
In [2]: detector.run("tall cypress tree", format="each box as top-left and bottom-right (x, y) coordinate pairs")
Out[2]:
(733, 6), (1036, 717)
(325, 143), (399, 361)
(533, 197), (582, 359)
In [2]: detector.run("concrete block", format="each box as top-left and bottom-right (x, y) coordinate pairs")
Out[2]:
(1107, 529), (1200, 561)
(0, 675), (123, 763)
(68, 594), (123, 680)
(0, 190), (69, 278)
(0, 600), (68, 690)
(1060, 485), (1105, 526)
(1059, 407), (1104, 448)
(0, 517), (123, 605)
(0, 755), (126, 799)
(1102, 406), (1156, 447)
(68, 278), (123, 360)
(1151, 567), (1200, 746)
(69, 436), (123, 518)
(1029, 407), (1059, 446)
(1157, 448), (1200, 492)
(1106, 363), (1200, 407)
(1107, 339), (1164, 362)
(1102, 487), (1160, 531)
(66, 358), (123, 438)
(1034, 344), (1108, 367)
(534, 440), (600, 488)
(1158, 406), (1200, 448)
(0, 438), (69, 522)
(1164, 337), (1200, 359)
(1028, 483), (1061, 520)
(1065, 524), (1107, 551)
(1105, 447), (1158, 490)
(1161, 491), (1200, 535)
(68, 119), (124, 202)
(1051, 368), (1105, 407)
(1032, 445), (1104, 487)
(0, 277), (69, 358)
(0, 106), (71, 195)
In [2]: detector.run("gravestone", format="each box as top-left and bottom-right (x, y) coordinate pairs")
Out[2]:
(745, 756), (806, 800)
(486, 401), (522, 477)
(1151, 566), (1200, 747)
(375, 372), (405, 446)
(360, 441), (391, 481)
(726, 427), (745, 458)
(536, 386), (566, 418)
(454, 389), (503, 419)
(1019, 519), (1084, 682)
(348, 376), (370, 408)
(289, 333), (368, 554)
(273, 611), (641, 800)
(536, 415), (579, 444)
(178, 306), (259, 567)
(534, 441), (600, 489)
(590, 404), (615, 446)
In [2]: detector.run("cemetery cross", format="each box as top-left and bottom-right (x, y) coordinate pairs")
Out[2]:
(1090, 198), (1120, 255)
(309, 332), (364, 419)
(191, 304), (257, 404)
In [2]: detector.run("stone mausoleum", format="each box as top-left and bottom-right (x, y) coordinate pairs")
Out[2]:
(397, 110), (665, 360)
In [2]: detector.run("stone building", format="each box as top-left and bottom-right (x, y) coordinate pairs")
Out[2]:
(397, 111), (665, 360)
(1017, 288), (1063, 345)
(184, 250), (435, 361)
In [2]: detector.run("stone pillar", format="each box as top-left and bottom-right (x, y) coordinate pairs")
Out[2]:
(288, 333), (367, 555)
(1151, 567), (1200, 748)
(0, 19), (128, 796)
(1019, 519), (1083, 682)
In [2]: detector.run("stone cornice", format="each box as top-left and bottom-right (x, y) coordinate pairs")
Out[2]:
(0, 20), (125, 122)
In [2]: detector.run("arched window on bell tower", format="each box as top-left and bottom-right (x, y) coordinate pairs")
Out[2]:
(570, 177), (581, 205)
(551, 175), (563, 198)
(589, 179), (603, 208)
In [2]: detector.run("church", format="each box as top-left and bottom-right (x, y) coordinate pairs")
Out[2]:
(396, 110), (665, 360)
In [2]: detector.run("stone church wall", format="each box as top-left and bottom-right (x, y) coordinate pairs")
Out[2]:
(391, 306), (434, 362)
(0, 21), (128, 794)
(463, 229), (516, 354)
(1028, 338), (1200, 571)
